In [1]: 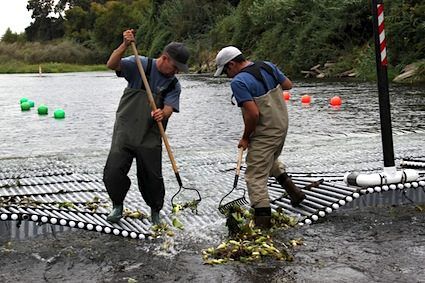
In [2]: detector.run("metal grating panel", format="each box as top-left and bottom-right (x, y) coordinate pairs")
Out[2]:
(1, 163), (424, 239)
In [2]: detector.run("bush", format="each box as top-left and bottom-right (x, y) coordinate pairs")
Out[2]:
(0, 40), (104, 65)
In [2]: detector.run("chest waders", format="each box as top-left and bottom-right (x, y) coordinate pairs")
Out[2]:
(103, 59), (177, 213)
(240, 62), (289, 209)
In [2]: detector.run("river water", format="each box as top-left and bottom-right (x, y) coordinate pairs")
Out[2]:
(1, 72), (424, 167)
(0, 72), (424, 282)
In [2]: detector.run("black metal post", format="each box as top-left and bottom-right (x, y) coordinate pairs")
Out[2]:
(371, 0), (395, 170)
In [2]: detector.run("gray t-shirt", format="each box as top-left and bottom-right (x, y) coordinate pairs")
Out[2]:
(117, 55), (180, 112)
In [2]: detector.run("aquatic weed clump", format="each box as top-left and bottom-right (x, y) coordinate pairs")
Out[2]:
(172, 199), (200, 214)
(202, 207), (300, 265)
(149, 203), (193, 239)
(150, 222), (175, 238)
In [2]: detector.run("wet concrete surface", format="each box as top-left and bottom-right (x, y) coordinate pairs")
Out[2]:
(1, 204), (424, 282)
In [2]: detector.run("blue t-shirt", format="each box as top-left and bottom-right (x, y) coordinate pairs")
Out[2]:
(230, 61), (287, 107)
(117, 55), (181, 112)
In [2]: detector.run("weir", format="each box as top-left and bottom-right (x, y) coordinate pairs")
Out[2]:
(0, 157), (424, 240)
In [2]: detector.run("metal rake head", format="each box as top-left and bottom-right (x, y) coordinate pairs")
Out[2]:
(170, 185), (202, 209)
(218, 197), (249, 215)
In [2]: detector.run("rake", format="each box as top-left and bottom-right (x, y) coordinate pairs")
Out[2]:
(218, 147), (249, 214)
(130, 42), (202, 211)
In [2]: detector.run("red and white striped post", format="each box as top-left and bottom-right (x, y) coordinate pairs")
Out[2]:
(372, 0), (395, 175)
(377, 3), (388, 66)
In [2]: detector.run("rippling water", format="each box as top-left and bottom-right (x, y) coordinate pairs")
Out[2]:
(1, 72), (424, 281)
(0, 72), (424, 172)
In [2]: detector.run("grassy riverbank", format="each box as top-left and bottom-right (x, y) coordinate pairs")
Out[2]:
(0, 41), (107, 74)
(1, 59), (424, 85)
(0, 62), (107, 74)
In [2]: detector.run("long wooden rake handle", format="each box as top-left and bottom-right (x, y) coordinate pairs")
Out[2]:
(130, 42), (183, 186)
(234, 147), (244, 187)
(217, 147), (247, 213)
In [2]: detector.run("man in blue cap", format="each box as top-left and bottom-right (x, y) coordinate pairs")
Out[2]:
(104, 29), (190, 224)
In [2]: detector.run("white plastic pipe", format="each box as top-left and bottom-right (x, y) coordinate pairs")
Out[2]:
(344, 169), (419, 187)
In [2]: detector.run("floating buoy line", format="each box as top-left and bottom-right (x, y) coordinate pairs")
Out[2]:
(19, 97), (65, 119)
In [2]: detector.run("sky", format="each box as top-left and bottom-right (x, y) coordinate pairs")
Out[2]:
(0, 0), (33, 37)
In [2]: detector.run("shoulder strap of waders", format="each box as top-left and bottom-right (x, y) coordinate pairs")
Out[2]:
(141, 58), (177, 96)
(240, 61), (278, 93)
(159, 77), (178, 97)
(141, 58), (153, 91)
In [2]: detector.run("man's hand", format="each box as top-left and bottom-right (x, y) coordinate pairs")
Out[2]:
(106, 28), (136, 70)
(238, 138), (249, 150)
(152, 109), (164, 122)
(123, 29), (135, 47)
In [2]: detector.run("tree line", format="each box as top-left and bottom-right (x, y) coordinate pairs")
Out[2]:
(1, 0), (424, 79)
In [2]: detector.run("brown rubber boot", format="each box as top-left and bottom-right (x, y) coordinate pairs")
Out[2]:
(254, 207), (272, 229)
(276, 173), (306, 206)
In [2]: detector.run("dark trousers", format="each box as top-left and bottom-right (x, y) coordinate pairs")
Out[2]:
(103, 146), (165, 211)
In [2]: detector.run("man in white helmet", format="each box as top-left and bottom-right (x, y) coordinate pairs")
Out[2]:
(214, 46), (305, 228)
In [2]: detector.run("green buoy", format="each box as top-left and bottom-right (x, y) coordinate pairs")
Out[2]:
(21, 101), (31, 111)
(28, 100), (35, 107)
(37, 104), (48, 115)
(20, 97), (28, 104)
(54, 108), (65, 119)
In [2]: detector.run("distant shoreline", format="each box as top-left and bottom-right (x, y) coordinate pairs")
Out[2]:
(1, 63), (424, 85)
(0, 63), (108, 74)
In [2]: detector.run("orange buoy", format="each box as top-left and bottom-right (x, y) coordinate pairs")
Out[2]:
(301, 94), (311, 104)
(330, 95), (342, 106)
(283, 91), (291, 101)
